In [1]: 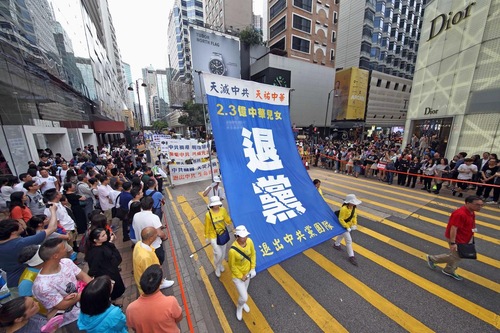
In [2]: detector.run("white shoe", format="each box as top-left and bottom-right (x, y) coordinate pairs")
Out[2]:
(215, 267), (221, 278)
(159, 279), (175, 289)
(243, 303), (250, 313)
(236, 306), (243, 321)
(219, 264), (225, 272)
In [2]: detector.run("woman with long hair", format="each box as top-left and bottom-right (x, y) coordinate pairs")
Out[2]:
(77, 276), (127, 333)
(63, 182), (88, 234)
(84, 228), (125, 301)
(9, 191), (32, 224)
(64, 169), (78, 185)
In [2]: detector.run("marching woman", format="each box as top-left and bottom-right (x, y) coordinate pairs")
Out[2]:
(333, 194), (362, 266)
(204, 196), (232, 278)
(228, 225), (256, 321)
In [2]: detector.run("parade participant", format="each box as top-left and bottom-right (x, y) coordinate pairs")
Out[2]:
(204, 196), (232, 278)
(126, 265), (182, 333)
(202, 176), (225, 201)
(228, 225), (256, 321)
(313, 179), (324, 199)
(427, 196), (483, 280)
(332, 194), (361, 266)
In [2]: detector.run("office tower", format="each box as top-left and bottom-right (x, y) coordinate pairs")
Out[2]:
(142, 67), (170, 123)
(167, 0), (204, 82)
(267, 0), (340, 68)
(204, 0), (252, 32)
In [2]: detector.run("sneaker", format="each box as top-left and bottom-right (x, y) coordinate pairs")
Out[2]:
(243, 303), (250, 313)
(215, 266), (221, 278)
(484, 201), (497, 205)
(426, 255), (436, 270)
(348, 256), (358, 266)
(332, 244), (343, 251)
(236, 306), (243, 321)
(159, 279), (175, 289)
(441, 269), (463, 281)
(219, 264), (225, 273)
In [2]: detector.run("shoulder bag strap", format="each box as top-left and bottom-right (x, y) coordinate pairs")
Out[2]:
(114, 193), (121, 206)
(344, 206), (356, 223)
(231, 246), (251, 263)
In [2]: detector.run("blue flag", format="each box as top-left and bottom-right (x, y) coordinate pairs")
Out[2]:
(203, 74), (344, 272)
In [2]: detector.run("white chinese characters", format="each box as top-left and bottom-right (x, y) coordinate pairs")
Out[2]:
(242, 127), (305, 224)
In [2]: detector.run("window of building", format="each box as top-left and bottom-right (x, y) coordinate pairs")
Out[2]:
(376, 79), (382, 87)
(293, 14), (312, 33)
(386, 81), (391, 89)
(292, 36), (310, 53)
(331, 30), (337, 42)
(360, 41), (371, 53)
(394, 83), (399, 90)
(330, 49), (335, 61)
(402, 84), (407, 92)
(293, 0), (312, 12)
(335, 0), (339, 3)
(270, 37), (286, 51)
(359, 57), (370, 69)
(334, 11), (338, 23)
(270, 16), (286, 39)
(270, 0), (286, 20)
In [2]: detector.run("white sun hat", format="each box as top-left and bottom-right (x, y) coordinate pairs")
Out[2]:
(213, 175), (221, 183)
(344, 194), (362, 206)
(209, 196), (223, 207)
(234, 225), (250, 237)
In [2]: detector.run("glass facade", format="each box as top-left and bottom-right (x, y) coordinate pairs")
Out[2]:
(360, 0), (425, 79)
(0, 0), (126, 126)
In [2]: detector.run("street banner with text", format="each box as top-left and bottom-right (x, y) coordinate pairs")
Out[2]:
(203, 73), (344, 272)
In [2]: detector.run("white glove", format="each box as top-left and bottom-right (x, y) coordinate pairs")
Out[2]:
(351, 225), (357, 231)
(346, 228), (351, 232)
(249, 269), (256, 279)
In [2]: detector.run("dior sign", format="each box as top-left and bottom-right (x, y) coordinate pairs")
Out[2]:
(428, 2), (475, 41)
(424, 107), (438, 115)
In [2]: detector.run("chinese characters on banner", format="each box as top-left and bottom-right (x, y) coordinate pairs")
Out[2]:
(203, 73), (344, 272)
(152, 137), (219, 186)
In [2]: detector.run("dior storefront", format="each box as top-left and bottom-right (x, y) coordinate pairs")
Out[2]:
(403, 0), (500, 159)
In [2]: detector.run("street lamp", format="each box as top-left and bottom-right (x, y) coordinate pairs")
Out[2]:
(128, 79), (147, 130)
(324, 88), (334, 137)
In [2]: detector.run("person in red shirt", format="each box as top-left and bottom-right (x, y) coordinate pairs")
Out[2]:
(426, 195), (483, 280)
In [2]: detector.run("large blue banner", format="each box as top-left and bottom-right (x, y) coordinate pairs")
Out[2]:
(203, 73), (344, 272)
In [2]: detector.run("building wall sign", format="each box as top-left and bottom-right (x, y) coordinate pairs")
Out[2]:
(424, 107), (438, 115)
(428, 2), (475, 41)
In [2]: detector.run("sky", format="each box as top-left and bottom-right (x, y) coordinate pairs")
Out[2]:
(108, 0), (264, 80)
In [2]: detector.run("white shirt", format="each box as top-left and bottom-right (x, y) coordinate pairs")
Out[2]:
(457, 164), (478, 180)
(36, 176), (58, 193)
(132, 210), (162, 249)
(97, 184), (114, 210)
(58, 168), (68, 182)
(44, 202), (75, 231)
(13, 182), (27, 193)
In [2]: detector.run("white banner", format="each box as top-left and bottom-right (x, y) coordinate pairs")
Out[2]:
(170, 159), (220, 185)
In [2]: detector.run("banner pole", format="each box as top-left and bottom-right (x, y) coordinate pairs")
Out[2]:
(195, 70), (214, 179)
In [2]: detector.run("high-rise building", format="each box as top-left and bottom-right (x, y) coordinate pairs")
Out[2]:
(334, 0), (427, 129)
(122, 62), (134, 111)
(336, 0), (425, 79)
(0, 0), (128, 174)
(204, 0), (252, 32)
(142, 67), (170, 124)
(267, 0), (340, 68)
(167, 0), (204, 82)
(253, 14), (263, 32)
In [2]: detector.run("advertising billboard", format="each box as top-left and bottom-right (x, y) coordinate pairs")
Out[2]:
(331, 67), (369, 122)
(190, 26), (241, 103)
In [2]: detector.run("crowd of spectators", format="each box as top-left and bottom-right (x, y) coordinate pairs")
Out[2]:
(0, 143), (181, 332)
(300, 134), (499, 205)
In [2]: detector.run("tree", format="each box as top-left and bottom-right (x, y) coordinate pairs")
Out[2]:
(239, 26), (263, 46)
(151, 119), (169, 133)
(177, 101), (205, 127)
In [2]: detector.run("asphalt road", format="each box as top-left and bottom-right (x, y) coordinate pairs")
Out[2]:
(166, 167), (500, 333)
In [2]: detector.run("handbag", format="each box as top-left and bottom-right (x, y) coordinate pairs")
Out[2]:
(457, 237), (476, 259)
(209, 211), (230, 245)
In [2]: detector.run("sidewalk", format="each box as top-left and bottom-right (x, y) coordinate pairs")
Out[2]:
(98, 181), (219, 333)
